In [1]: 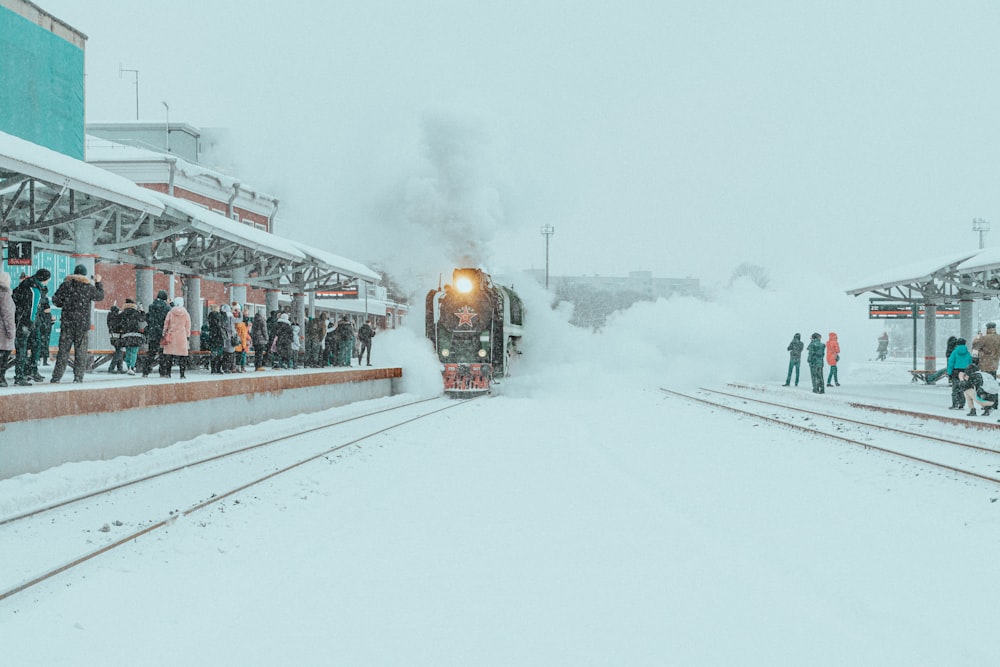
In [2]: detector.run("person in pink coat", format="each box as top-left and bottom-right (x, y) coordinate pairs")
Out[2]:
(161, 296), (192, 379)
(825, 332), (841, 387)
(0, 271), (15, 387)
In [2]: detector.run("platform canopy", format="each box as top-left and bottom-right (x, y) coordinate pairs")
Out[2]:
(0, 130), (166, 258)
(845, 249), (994, 302)
(0, 130), (380, 292)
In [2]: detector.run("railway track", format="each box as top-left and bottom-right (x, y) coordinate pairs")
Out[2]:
(0, 395), (477, 603)
(660, 386), (1000, 489)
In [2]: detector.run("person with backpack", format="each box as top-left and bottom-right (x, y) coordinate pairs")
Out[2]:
(333, 315), (356, 367)
(107, 304), (126, 374)
(120, 299), (145, 375)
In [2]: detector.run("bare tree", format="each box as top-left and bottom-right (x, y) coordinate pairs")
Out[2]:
(730, 262), (770, 289)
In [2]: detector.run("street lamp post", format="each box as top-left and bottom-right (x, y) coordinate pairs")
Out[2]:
(540, 224), (555, 289)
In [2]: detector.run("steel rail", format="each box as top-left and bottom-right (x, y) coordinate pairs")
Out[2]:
(0, 396), (442, 527)
(0, 397), (475, 603)
(702, 387), (1000, 456)
(726, 382), (1000, 431)
(660, 388), (1000, 488)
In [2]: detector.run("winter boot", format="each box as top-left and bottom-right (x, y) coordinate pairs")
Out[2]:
(967, 408), (978, 416)
(983, 406), (993, 417)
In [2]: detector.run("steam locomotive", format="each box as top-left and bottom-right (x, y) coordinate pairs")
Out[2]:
(426, 268), (524, 396)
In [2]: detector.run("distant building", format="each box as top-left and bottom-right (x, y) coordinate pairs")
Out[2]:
(528, 269), (701, 328)
(529, 269), (700, 300)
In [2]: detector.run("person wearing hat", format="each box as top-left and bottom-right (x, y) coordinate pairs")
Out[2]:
(50, 265), (104, 384)
(160, 296), (191, 378)
(806, 332), (826, 394)
(271, 312), (294, 369)
(142, 290), (172, 378)
(973, 322), (1000, 375)
(120, 298), (146, 375)
(782, 333), (803, 387)
(11, 268), (51, 386)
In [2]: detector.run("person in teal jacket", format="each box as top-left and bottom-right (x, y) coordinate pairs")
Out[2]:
(806, 333), (825, 394)
(782, 333), (803, 386)
(946, 337), (973, 409)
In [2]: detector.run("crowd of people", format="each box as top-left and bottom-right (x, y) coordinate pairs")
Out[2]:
(0, 266), (379, 387)
(782, 331), (841, 394)
(781, 324), (1000, 419)
(934, 324), (1000, 418)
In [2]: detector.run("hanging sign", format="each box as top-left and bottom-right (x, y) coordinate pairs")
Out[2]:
(316, 283), (359, 299)
(869, 302), (960, 319)
(5, 240), (33, 266)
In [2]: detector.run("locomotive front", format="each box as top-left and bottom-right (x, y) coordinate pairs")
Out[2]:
(426, 268), (523, 396)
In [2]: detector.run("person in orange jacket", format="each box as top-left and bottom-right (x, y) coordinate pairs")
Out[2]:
(826, 332), (841, 387)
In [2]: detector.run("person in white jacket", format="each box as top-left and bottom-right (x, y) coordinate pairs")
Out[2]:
(957, 363), (1000, 417)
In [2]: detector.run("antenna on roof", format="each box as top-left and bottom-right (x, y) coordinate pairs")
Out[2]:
(119, 63), (140, 120)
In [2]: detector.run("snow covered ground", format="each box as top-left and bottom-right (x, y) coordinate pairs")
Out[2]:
(3, 276), (1000, 665)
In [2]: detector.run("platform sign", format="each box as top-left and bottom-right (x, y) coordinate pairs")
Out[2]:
(5, 240), (33, 266)
(869, 302), (960, 319)
(316, 283), (359, 300)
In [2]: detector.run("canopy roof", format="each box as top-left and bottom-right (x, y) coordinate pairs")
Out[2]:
(0, 131), (379, 292)
(846, 248), (1000, 302)
(0, 130), (164, 216)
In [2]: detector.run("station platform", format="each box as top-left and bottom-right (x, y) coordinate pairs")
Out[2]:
(0, 363), (403, 480)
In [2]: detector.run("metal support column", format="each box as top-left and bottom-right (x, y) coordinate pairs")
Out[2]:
(265, 289), (281, 316)
(923, 302), (937, 372)
(186, 276), (202, 352)
(229, 268), (248, 309)
(960, 297), (974, 343)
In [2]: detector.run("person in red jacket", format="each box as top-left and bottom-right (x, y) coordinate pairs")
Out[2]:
(826, 332), (841, 387)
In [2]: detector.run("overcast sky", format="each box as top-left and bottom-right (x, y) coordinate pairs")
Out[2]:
(39, 0), (1000, 290)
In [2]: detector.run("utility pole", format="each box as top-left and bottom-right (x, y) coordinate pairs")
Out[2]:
(540, 224), (555, 289)
(119, 64), (139, 120)
(973, 217), (990, 249)
(162, 101), (170, 152)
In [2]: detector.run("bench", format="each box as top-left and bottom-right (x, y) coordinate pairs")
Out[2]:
(910, 369), (944, 384)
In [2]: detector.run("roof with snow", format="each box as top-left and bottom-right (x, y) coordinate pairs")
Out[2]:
(846, 248), (1000, 302)
(0, 130), (165, 216)
(1, 130), (379, 291)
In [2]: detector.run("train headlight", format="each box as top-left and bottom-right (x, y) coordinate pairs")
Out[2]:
(455, 276), (473, 293)
(441, 348), (450, 357)
(478, 349), (487, 358)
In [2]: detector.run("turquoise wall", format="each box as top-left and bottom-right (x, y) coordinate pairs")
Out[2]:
(0, 6), (85, 159)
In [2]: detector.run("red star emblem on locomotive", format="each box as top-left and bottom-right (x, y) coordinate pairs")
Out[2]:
(455, 305), (477, 327)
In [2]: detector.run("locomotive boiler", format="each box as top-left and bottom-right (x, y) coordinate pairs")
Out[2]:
(426, 268), (524, 396)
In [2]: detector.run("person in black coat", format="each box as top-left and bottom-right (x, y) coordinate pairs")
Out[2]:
(107, 304), (126, 373)
(143, 290), (172, 377)
(250, 311), (269, 371)
(357, 319), (375, 366)
(120, 299), (145, 375)
(50, 265), (105, 384)
(36, 292), (54, 366)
